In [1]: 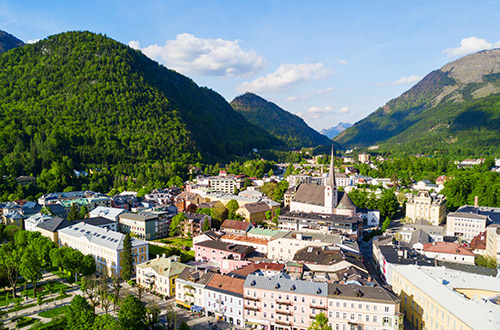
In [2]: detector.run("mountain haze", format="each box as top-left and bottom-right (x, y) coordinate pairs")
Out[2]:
(0, 30), (24, 53)
(0, 31), (281, 176)
(231, 93), (333, 149)
(321, 122), (352, 139)
(335, 49), (500, 156)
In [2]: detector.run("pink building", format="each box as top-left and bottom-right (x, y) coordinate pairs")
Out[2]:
(194, 240), (255, 273)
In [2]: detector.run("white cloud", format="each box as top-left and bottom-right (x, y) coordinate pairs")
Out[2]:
(128, 40), (141, 49)
(316, 86), (334, 95)
(339, 106), (350, 113)
(392, 75), (423, 85)
(443, 37), (498, 58)
(338, 59), (348, 65)
(307, 106), (334, 113)
(237, 62), (330, 93)
(129, 33), (267, 77)
(285, 96), (298, 102)
(27, 39), (40, 44)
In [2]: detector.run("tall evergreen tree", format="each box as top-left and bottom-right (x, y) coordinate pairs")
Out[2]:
(68, 203), (80, 221)
(121, 234), (134, 280)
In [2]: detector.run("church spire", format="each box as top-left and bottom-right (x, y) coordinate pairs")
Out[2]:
(328, 146), (336, 189)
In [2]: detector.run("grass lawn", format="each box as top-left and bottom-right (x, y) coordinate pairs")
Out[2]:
(153, 236), (193, 248)
(0, 280), (70, 307)
(38, 305), (69, 318)
(148, 243), (194, 262)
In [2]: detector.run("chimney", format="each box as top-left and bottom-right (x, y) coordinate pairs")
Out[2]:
(474, 196), (479, 209)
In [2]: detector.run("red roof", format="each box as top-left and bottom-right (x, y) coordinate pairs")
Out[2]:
(206, 274), (244, 295)
(254, 262), (285, 272)
(221, 219), (252, 231)
(470, 231), (487, 250)
(423, 242), (474, 256)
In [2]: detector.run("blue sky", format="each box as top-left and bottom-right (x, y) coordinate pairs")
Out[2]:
(2, 0), (500, 131)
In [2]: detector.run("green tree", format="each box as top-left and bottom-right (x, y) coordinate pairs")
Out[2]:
(226, 199), (239, 219)
(381, 217), (391, 232)
(65, 295), (96, 330)
(308, 312), (332, 330)
(81, 255), (97, 276)
(94, 314), (122, 330)
(79, 205), (89, 219)
(118, 295), (146, 330)
(146, 303), (161, 328)
(68, 203), (80, 221)
(37, 294), (43, 311)
(121, 234), (134, 280)
(265, 210), (271, 220)
(201, 219), (211, 232)
(169, 213), (187, 237)
(0, 243), (21, 298)
(19, 248), (43, 298)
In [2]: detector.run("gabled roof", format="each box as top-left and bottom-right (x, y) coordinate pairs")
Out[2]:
(206, 274), (245, 296)
(177, 267), (215, 285)
(195, 240), (254, 255)
(470, 231), (487, 250)
(241, 202), (270, 213)
(136, 255), (192, 277)
(292, 183), (324, 206)
(423, 242), (474, 256)
(37, 217), (73, 232)
(221, 219), (252, 231)
(244, 274), (327, 296)
(83, 217), (116, 226)
(327, 283), (400, 303)
(88, 206), (128, 219)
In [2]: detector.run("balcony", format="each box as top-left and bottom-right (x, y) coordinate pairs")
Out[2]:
(244, 296), (261, 301)
(309, 304), (327, 310)
(245, 305), (261, 311)
(275, 320), (291, 326)
(276, 300), (292, 306)
(276, 309), (293, 316)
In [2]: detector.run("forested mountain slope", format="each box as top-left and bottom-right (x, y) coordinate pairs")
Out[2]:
(0, 30), (24, 53)
(335, 49), (500, 156)
(231, 93), (333, 149)
(0, 31), (281, 176)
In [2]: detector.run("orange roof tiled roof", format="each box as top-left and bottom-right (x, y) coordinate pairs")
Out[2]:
(423, 242), (474, 256)
(206, 274), (244, 295)
(222, 234), (268, 246)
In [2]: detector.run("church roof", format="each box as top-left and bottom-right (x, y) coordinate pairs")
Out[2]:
(337, 192), (356, 210)
(292, 183), (325, 206)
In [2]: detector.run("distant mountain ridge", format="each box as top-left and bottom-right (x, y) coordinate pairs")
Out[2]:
(230, 93), (333, 149)
(0, 30), (24, 53)
(321, 122), (352, 139)
(335, 49), (500, 156)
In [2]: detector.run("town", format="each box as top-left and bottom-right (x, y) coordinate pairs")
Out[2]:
(0, 149), (499, 329)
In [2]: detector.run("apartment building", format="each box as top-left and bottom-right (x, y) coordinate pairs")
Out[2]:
(405, 191), (446, 226)
(486, 224), (500, 263)
(118, 212), (159, 240)
(58, 222), (148, 277)
(208, 176), (236, 194)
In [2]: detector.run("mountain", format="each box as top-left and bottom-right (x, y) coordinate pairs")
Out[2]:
(335, 49), (500, 156)
(0, 30), (24, 53)
(230, 93), (333, 149)
(321, 122), (352, 139)
(0, 31), (281, 176)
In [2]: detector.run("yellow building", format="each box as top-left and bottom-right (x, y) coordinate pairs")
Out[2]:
(236, 202), (277, 222)
(136, 255), (193, 298)
(36, 217), (74, 242)
(58, 222), (148, 278)
(391, 265), (500, 330)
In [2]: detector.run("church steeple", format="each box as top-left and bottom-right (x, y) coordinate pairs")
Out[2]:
(324, 146), (338, 212)
(327, 146), (336, 189)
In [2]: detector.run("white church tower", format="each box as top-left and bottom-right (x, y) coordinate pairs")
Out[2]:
(324, 146), (338, 213)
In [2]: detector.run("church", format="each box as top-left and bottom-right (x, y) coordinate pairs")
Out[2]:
(289, 148), (357, 217)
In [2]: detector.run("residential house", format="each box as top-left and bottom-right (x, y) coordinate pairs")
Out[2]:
(58, 222), (148, 277)
(205, 274), (245, 326)
(422, 242), (475, 265)
(174, 192), (206, 212)
(247, 227), (281, 241)
(236, 202), (275, 222)
(470, 231), (487, 255)
(221, 234), (269, 254)
(175, 267), (215, 313)
(194, 240), (255, 273)
(184, 213), (211, 236)
(88, 206), (129, 222)
(24, 213), (53, 232)
(220, 220), (253, 235)
(136, 255), (192, 298)
(446, 202), (500, 241)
